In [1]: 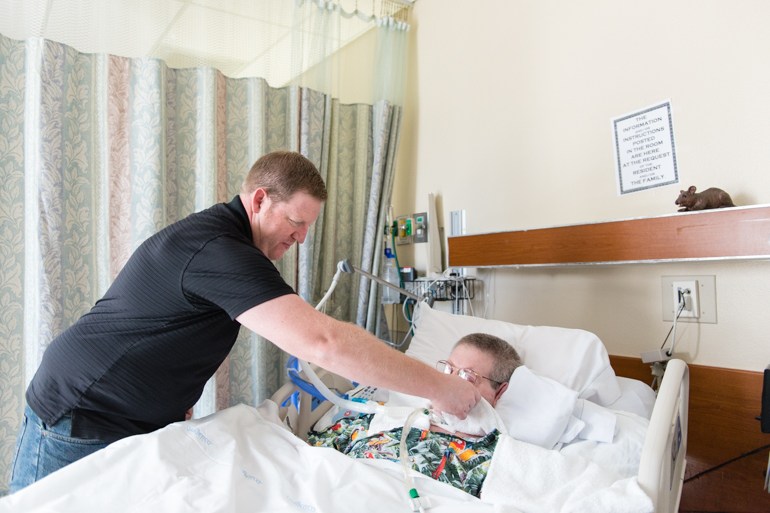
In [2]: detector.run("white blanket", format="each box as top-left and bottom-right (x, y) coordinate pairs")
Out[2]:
(483, 432), (652, 513)
(0, 403), (653, 513)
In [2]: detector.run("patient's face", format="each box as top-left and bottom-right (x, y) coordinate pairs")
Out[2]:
(446, 344), (502, 407)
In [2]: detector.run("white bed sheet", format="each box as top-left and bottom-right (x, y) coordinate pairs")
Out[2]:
(0, 402), (653, 513)
(487, 409), (653, 513)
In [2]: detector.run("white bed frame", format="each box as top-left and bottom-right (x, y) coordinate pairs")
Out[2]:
(637, 358), (689, 513)
(271, 358), (689, 513)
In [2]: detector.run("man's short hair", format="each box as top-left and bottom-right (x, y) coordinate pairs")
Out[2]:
(241, 151), (328, 202)
(454, 332), (522, 387)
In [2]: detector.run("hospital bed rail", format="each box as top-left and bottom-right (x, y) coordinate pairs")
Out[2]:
(637, 358), (689, 513)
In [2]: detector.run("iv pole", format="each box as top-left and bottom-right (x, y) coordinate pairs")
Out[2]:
(336, 259), (428, 304)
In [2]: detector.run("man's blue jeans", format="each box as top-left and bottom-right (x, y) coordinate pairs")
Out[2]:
(8, 405), (108, 494)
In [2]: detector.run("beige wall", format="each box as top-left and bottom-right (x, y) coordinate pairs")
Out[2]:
(393, 0), (770, 371)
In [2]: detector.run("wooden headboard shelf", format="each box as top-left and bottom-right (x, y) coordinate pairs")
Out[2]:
(447, 204), (770, 267)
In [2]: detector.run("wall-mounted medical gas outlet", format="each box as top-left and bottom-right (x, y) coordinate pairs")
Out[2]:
(413, 212), (428, 243)
(395, 215), (413, 245)
(661, 275), (717, 324)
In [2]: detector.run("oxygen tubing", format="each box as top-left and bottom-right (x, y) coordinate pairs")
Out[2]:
(400, 407), (431, 512)
(297, 359), (386, 415)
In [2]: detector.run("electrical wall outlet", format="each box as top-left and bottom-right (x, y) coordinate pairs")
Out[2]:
(672, 279), (699, 318)
(661, 275), (717, 323)
(450, 209), (466, 237)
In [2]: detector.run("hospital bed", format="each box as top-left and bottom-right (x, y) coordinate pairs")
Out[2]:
(0, 303), (688, 513)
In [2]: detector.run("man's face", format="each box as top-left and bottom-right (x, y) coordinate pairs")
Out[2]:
(446, 344), (502, 406)
(251, 190), (322, 261)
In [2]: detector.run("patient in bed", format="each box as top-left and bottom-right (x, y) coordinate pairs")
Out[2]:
(307, 333), (522, 497)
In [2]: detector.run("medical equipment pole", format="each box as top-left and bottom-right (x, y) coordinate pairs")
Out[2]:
(337, 259), (425, 303)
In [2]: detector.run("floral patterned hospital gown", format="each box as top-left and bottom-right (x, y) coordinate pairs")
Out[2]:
(307, 413), (500, 497)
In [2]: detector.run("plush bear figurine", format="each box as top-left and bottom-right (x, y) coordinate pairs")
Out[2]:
(675, 186), (735, 212)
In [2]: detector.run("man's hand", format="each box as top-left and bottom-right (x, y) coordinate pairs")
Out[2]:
(430, 373), (481, 419)
(237, 295), (482, 417)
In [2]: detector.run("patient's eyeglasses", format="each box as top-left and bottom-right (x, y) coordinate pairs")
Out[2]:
(436, 360), (502, 387)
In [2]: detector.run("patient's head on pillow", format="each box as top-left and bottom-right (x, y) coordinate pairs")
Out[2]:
(438, 333), (523, 407)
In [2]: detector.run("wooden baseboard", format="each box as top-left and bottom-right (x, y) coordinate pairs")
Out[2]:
(610, 356), (770, 513)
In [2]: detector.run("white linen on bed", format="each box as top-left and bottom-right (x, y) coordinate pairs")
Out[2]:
(572, 399), (616, 443)
(495, 365), (579, 449)
(0, 403), (488, 513)
(560, 410), (650, 483)
(487, 365), (618, 450)
(482, 411), (653, 513)
(0, 403), (653, 513)
(605, 377), (657, 419)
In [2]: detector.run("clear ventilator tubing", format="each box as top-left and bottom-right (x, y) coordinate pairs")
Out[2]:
(297, 358), (387, 415)
(314, 260), (347, 312)
(401, 407), (431, 512)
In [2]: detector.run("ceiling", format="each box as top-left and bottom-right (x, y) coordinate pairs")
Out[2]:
(0, 0), (410, 85)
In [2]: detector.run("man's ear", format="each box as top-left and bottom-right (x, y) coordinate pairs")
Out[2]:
(493, 381), (509, 404)
(251, 188), (268, 213)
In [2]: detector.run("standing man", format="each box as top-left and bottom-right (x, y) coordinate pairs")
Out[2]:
(8, 151), (479, 493)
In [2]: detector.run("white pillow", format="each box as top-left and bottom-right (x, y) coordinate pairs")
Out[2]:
(496, 366), (578, 449)
(497, 367), (618, 449)
(405, 303), (622, 406)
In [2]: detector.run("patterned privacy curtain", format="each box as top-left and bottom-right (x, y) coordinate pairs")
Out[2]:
(0, 19), (406, 494)
(291, 1), (409, 335)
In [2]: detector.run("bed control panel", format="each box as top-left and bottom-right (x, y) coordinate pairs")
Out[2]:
(348, 385), (380, 402)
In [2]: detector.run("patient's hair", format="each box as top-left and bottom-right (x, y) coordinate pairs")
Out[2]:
(454, 333), (522, 388)
(241, 150), (328, 202)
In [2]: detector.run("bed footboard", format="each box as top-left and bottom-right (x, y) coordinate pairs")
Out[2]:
(637, 358), (689, 513)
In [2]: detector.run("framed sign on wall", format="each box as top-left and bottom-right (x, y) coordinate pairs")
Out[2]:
(612, 100), (679, 195)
